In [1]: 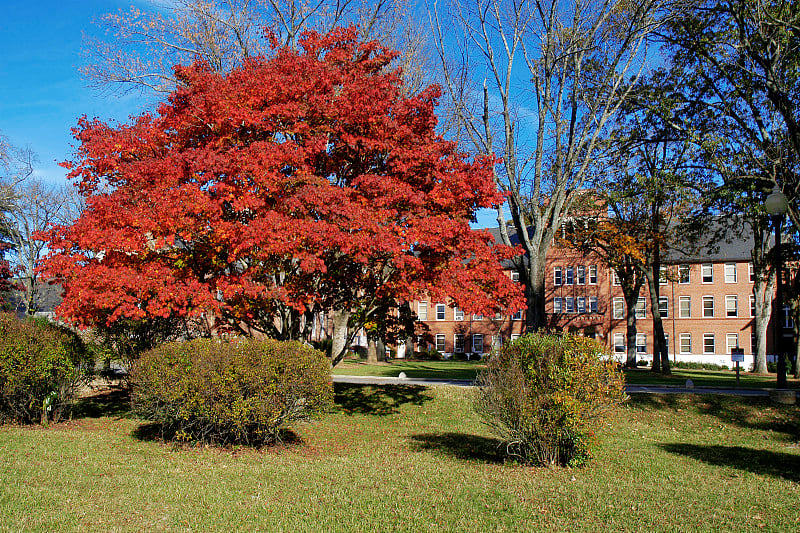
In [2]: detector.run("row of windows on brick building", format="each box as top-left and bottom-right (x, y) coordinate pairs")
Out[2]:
(612, 331), (759, 356)
(417, 301), (523, 321)
(554, 262), (754, 287)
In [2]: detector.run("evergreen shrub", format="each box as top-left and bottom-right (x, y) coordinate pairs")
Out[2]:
(475, 332), (626, 466)
(131, 338), (333, 445)
(0, 313), (94, 424)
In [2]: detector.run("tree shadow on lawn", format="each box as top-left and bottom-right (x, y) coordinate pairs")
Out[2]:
(660, 443), (800, 482)
(629, 394), (800, 441)
(334, 383), (432, 416)
(131, 422), (302, 448)
(72, 385), (132, 419)
(408, 432), (507, 464)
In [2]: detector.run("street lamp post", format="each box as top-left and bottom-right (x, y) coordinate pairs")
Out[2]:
(765, 185), (789, 389)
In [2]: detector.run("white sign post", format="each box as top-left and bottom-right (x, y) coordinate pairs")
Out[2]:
(731, 348), (745, 385)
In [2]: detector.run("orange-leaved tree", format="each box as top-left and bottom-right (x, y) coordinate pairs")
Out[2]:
(41, 28), (524, 365)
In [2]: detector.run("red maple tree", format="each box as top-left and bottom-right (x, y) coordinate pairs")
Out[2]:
(41, 28), (523, 362)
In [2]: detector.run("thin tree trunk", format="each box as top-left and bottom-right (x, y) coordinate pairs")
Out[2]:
(753, 274), (773, 373)
(644, 262), (670, 375)
(330, 309), (351, 367)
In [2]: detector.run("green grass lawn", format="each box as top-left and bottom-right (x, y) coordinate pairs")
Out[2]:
(1, 384), (799, 532)
(333, 358), (800, 389)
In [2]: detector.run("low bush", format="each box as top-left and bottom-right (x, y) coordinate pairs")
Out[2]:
(0, 313), (94, 425)
(130, 338), (333, 446)
(672, 361), (729, 371)
(474, 332), (626, 467)
(413, 348), (443, 361)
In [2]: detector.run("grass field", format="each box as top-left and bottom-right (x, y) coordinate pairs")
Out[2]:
(333, 358), (800, 389)
(1, 383), (799, 532)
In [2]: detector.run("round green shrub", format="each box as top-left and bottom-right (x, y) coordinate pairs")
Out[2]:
(0, 313), (94, 425)
(474, 332), (626, 467)
(130, 338), (333, 446)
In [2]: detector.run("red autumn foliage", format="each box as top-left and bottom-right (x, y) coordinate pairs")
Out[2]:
(41, 27), (523, 338)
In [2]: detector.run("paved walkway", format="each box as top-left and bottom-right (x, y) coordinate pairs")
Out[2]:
(333, 375), (788, 397)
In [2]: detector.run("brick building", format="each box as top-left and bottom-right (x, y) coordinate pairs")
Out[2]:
(413, 225), (786, 369)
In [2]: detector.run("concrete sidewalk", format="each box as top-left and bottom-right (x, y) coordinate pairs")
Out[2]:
(333, 374), (789, 397)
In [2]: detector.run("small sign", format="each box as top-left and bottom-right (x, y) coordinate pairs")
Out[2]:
(731, 348), (745, 362)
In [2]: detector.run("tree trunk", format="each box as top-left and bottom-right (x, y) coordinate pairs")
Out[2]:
(644, 262), (670, 375)
(526, 255), (548, 331)
(624, 293), (639, 369)
(330, 309), (351, 367)
(752, 273), (774, 373)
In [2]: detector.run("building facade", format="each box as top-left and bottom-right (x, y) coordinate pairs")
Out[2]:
(413, 227), (787, 369)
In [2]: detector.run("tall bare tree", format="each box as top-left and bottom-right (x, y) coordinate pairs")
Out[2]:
(431, 0), (667, 330)
(82, 0), (432, 96)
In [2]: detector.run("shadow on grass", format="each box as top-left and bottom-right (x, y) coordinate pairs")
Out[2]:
(72, 386), (132, 419)
(334, 383), (432, 416)
(629, 394), (800, 441)
(660, 443), (800, 482)
(131, 422), (302, 448)
(408, 432), (507, 464)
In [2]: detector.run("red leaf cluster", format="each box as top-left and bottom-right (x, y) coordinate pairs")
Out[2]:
(41, 27), (524, 332)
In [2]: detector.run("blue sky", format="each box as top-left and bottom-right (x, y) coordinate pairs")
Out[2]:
(0, 1), (151, 185)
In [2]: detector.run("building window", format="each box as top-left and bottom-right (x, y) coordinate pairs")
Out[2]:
(565, 266), (574, 285)
(725, 263), (737, 283)
(702, 263), (713, 283)
(680, 333), (691, 354)
(613, 297), (624, 319)
(664, 333), (669, 354)
(588, 265), (598, 284)
(679, 296), (691, 318)
(635, 297), (646, 319)
(511, 271), (520, 282)
(614, 333), (625, 353)
(749, 263), (754, 282)
(703, 333), (715, 354)
(726, 333), (739, 354)
(554, 266), (563, 286)
(659, 296), (669, 318)
(554, 297), (563, 314)
(492, 335), (502, 350)
(725, 295), (738, 317)
(702, 296), (714, 318)
(784, 306), (793, 329)
(751, 333), (756, 354)
(750, 294), (755, 318)
(454, 307), (464, 321)
(418, 301), (428, 321)
(577, 297), (586, 314)
(436, 304), (446, 320)
(454, 334), (465, 353)
(435, 334), (446, 352)
(588, 296), (598, 313)
(472, 313), (483, 321)
(577, 265), (586, 285)
(565, 297), (575, 313)
(493, 312), (502, 320)
(679, 264), (690, 284)
(659, 266), (668, 284)
(510, 334), (520, 343)
(512, 309), (523, 320)
(636, 333), (647, 353)
(472, 334), (484, 354)
(612, 270), (621, 286)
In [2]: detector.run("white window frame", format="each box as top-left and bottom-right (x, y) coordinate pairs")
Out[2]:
(454, 307), (464, 321)
(512, 309), (522, 320)
(636, 333), (647, 353)
(565, 266), (574, 285)
(679, 296), (691, 318)
(588, 296), (598, 313)
(577, 265), (586, 285)
(613, 332), (625, 353)
(554, 297), (563, 314)
(702, 263), (713, 283)
(635, 297), (646, 319)
(749, 263), (755, 283)
(436, 304), (446, 320)
(418, 301), (428, 321)
(725, 263), (737, 283)
(659, 266), (668, 285)
(510, 334), (521, 343)
(750, 294), (755, 318)
(565, 297), (574, 313)
(472, 313), (483, 321)
(679, 264), (690, 284)
(435, 333), (446, 352)
(472, 334), (484, 354)
(612, 270), (621, 286)
(658, 296), (669, 318)
(703, 333), (715, 354)
(725, 295), (738, 318)
(613, 297), (624, 319)
(726, 333), (739, 354)
(577, 296), (586, 314)
(588, 265), (598, 284)
(454, 333), (465, 353)
(554, 266), (563, 286)
(702, 295), (714, 318)
(680, 333), (691, 354)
